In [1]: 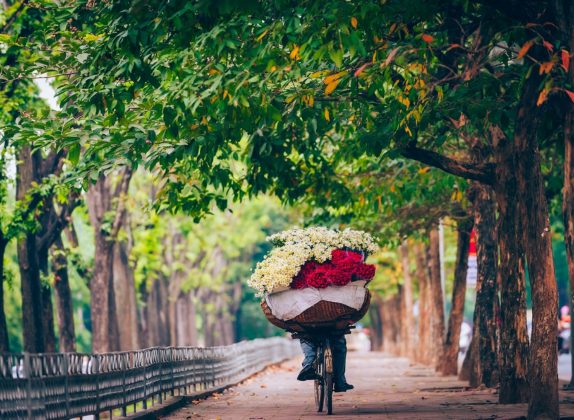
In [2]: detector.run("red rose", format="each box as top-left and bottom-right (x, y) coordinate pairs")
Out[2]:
(329, 266), (352, 286)
(354, 264), (376, 280)
(300, 261), (319, 278)
(291, 274), (308, 289)
(331, 249), (364, 265)
(307, 264), (333, 288)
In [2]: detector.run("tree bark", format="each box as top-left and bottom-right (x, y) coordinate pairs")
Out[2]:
(87, 170), (131, 353)
(428, 228), (445, 367)
(113, 216), (139, 351)
(16, 147), (45, 353)
(472, 183), (500, 388)
(38, 247), (57, 353)
(459, 329), (480, 383)
(415, 244), (433, 364)
(52, 235), (76, 352)
(400, 242), (415, 359)
(438, 217), (473, 376)
(175, 293), (198, 346)
(369, 299), (383, 351)
(493, 132), (530, 403)
(514, 72), (559, 419)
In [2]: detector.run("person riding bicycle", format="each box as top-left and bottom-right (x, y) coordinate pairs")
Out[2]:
(297, 334), (354, 392)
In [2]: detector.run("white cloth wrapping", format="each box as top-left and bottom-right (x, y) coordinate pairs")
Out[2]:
(264, 281), (368, 321)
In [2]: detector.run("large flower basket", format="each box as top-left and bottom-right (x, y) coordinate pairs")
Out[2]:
(261, 290), (371, 333)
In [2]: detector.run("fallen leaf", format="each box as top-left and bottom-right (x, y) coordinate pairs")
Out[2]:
(422, 33), (434, 43)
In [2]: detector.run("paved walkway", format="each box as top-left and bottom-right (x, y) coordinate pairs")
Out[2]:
(163, 351), (574, 419)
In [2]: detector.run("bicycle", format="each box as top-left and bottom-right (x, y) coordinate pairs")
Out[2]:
(292, 326), (353, 415)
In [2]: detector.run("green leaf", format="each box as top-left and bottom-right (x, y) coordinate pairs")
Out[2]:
(68, 143), (81, 165)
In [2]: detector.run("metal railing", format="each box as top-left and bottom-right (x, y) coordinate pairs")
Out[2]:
(0, 337), (300, 420)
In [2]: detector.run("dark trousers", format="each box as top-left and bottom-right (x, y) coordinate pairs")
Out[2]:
(300, 335), (347, 387)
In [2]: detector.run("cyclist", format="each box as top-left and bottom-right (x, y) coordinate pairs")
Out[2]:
(297, 335), (354, 392)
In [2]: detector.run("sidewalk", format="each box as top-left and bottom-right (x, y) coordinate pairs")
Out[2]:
(163, 351), (574, 419)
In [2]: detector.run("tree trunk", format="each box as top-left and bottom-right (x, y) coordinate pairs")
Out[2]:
(89, 231), (116, 353)
(38, 248), (57, 353)
(175, 293), (198, 346)
(415, 244), (432, 364)
(52, 235), (76, 352)
(493, 136), (530, 403)
(428, 228), (445, 367)
(16, 147), (45, 353)
(514, 72), (559, 419)
(0, 240), (10, 352)
(138, 282), (150, 348)
(113, 224), (139, 351)
(87, 172), (131, 353)
(400, 242), (414, 359)
(438, 217), (472, 376)
(472, 183), (500, 388)
(459, 334), (473, 381)
(158, 278), (171, 346)
(369, 299), (383, 351)
(382, 292), (402, 355)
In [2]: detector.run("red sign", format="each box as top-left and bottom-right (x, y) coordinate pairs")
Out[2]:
(469, 229), (477, 256)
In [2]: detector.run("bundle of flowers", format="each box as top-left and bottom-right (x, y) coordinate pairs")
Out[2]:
(248, 227), (378, 295)
(290, 250), (376, 289)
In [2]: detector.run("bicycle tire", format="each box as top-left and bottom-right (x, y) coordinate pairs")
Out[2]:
(314, 377), (324, 412)
(314, 351), (325, 412)
(325, 372), (333, 415)
(324, 340), (334, 415)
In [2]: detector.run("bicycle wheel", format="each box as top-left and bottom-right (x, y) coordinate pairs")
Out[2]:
(325, 372), (333, 415)
(314, 352), (324, 412)
(324, 342), (334, 415)
(314, 377), (324, 412)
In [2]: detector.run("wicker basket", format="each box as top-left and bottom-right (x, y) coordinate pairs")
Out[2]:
(261, 289), (371, 333)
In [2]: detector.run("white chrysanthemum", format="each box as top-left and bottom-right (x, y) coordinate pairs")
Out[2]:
(249, 227), (379, 295)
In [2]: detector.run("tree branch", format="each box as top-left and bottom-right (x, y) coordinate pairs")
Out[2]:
(400, 146), (496, 185)
(37, 190), (81, 252)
